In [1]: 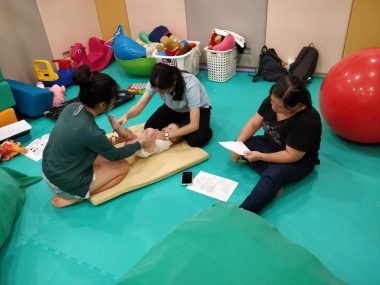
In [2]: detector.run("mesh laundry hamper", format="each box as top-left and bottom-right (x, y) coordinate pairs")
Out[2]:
(153, 41), (201, 75)
(205, 47), (237, 82)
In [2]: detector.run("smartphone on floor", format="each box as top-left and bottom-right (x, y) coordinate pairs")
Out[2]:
(181, 171), (193, 185)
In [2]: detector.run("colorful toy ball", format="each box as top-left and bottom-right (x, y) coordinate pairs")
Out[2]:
(319, 48), (380, 143)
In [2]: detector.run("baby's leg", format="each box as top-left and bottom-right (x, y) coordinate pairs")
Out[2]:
(108, 115), (137, 142)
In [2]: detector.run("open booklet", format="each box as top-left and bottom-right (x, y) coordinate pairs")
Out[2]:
(219, 141), (250, 155)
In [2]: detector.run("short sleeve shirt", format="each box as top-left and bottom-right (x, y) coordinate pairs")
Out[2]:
(145, 72), (211, 112)
(258, 96), (322, 163)
(42, 103), (140, 197)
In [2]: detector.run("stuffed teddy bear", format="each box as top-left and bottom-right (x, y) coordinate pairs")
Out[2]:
(0, 140), (28, 162)
(156, 35), (184, 56)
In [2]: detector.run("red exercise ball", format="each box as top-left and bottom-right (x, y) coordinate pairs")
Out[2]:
(319, 48), (380, 143)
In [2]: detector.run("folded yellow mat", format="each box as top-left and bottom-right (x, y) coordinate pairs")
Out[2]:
(90, 123), (209, 205)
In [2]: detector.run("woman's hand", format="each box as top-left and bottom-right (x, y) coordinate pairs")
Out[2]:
(243, 151), (262, 162)
(231, 151), (240, 163)
(117, 113), (128, 125)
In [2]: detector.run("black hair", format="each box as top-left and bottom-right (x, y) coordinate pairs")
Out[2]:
(149, 63), (186, 101)
(72, 65), (119, 108)
(270, 74), (312, 109)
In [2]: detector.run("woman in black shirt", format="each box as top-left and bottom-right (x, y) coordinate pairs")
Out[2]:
(233, 75), (322, 213)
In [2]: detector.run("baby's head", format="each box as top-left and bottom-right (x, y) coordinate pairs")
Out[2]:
(162, 123), (182, 143)
(162, 123), (179, 133)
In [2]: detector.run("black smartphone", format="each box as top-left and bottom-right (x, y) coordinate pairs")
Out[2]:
(181, 171), (193, 185)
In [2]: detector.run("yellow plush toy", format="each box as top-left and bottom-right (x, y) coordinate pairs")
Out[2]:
(208, 32), (223, 49)
(156, 34), (184, 56)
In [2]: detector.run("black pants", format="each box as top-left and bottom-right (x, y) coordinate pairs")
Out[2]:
(145, 104), (212, 147)
(240, 136), (316, 214)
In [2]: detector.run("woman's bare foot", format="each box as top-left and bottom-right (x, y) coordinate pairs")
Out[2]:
(108, 115), (137, 142)
(52, 193), (82, 208)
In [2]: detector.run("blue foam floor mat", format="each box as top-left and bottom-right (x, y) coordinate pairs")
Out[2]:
(1, 61), (379, 285)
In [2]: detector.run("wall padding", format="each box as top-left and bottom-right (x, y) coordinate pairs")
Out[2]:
(0, 1), (52, 83)
(266, 0), (352, 74)
(343, 0), (380, 57)
(185, 0), (268, 68)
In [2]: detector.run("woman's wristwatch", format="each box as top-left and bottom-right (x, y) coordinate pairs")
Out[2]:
(164, 132), (170, 141)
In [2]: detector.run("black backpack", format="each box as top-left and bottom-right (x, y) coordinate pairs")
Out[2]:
(252, 45), (288, 82)
(289, 43), (318, 83)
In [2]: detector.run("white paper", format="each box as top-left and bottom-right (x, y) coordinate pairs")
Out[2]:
(23, 134), (50, 161)
(187, 171), (238, 202)
(219, 141), (250, 156)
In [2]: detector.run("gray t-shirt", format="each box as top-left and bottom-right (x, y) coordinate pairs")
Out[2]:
(145, 72), (211, 112)
(42, 103), (140, 197)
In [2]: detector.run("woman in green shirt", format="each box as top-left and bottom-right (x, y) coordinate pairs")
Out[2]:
(42, 65), (153, 208)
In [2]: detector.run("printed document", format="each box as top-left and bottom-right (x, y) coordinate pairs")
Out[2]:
(23, 134), (50, 161)
(187, 171), (238, 202)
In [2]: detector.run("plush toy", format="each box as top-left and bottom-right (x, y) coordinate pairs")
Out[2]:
(208, 32), (223, 49)
(156, 35), (185, 56)
(49, 84), (66, 107)
(37, 82), (66, 107)
(0, 140), (28, 162)
(177, 45), (193, 56)
(212, 33), (236, 51)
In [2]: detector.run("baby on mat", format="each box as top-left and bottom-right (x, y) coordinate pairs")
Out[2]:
(108, 115), (181, 157)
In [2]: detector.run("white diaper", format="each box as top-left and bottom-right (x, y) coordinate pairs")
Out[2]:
(136, 139), (172, 158)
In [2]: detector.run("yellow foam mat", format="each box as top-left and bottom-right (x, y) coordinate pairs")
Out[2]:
(90, 123), (209, 205)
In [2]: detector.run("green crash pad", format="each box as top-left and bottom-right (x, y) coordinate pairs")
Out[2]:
(117, 202), (346, 285)
(0, 167), (42, 248)
(0, 69), (16, 112)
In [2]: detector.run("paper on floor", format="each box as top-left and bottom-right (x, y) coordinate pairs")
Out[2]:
(187, 171), (238, 202)
(23, 134), (49, 161)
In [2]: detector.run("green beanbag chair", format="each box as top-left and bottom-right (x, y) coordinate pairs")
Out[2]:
(0, 167), (42, 248)
(117, 202), (346, 285)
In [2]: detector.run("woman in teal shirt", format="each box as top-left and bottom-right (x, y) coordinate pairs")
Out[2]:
(42, 65), (152, 208)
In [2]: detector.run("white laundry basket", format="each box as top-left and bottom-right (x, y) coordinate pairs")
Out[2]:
(152, 41), (201, 75)
(205, 47), (237, 82)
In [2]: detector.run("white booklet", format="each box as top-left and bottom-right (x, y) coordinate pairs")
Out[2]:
(187, 171), (238, 202)
(23, 134), (50, 161)
(219, 141), (250, 156)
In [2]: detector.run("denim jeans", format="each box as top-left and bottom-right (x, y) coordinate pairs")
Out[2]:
(240, 136), (316, 213)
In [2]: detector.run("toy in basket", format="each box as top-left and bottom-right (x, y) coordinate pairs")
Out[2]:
(204, 46), (237, 82)
(153, 41), (201, 75)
